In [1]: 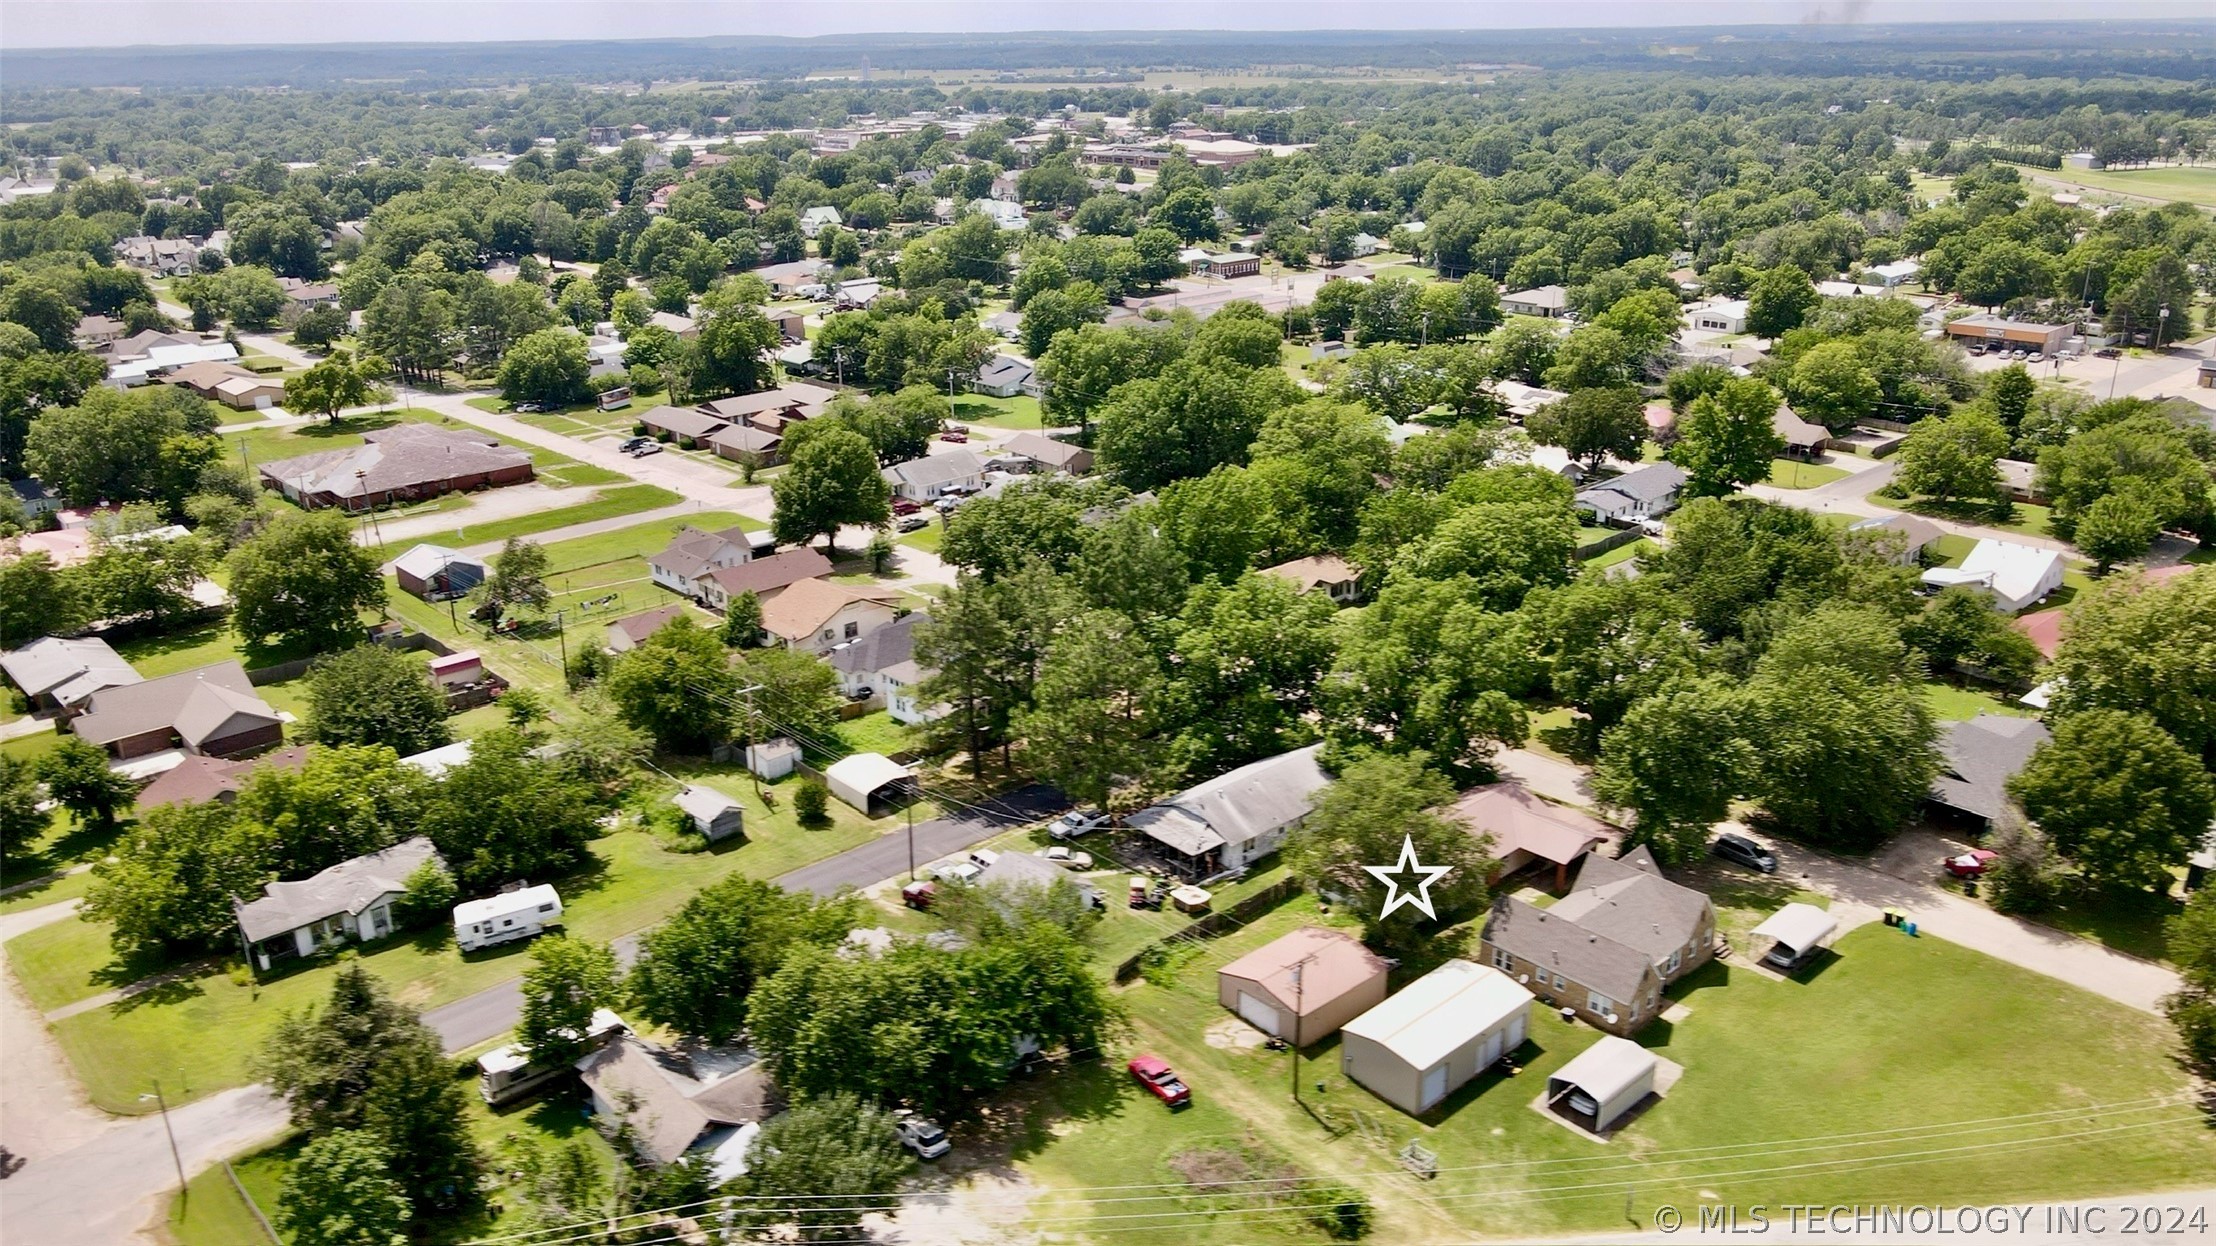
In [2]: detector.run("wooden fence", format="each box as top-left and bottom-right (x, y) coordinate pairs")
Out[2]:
(1111, 876), (1303, 984)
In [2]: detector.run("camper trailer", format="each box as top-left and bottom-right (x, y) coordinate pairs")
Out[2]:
(477, 1008), (629, 1105)
(454, 883), (564, 952)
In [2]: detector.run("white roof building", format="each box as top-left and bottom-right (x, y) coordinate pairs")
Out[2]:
(1129, 744), (1330, 878)
(1339, 959), (1534, 1114)
(1920, 539), (2065, 613)
(824, 752), (914, 814)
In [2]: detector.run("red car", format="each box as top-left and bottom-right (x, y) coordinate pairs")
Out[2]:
(1128, 1055), (1190, 1108)
(939, 431), (969, 443)
(1943, 850), (1998, 879)
(891, 497), (921, 515)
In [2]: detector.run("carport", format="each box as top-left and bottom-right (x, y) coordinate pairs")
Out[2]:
(1546, 1036), (1658, 1134)
(823, 753), (915, 816)
(1750, 903), (1840, 972)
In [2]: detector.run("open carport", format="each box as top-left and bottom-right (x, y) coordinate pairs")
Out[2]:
(1544, 1035), (1660, 1136)
(1750, 902), (1840, 975)
(823, 752), (915, 816)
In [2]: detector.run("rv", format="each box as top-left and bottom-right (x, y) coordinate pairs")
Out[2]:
(454, 883), (564, 952)
(477, 1008), (629, 1105)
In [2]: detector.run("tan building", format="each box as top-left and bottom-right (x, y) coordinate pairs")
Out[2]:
(759, 579), (903, 654)
(1944, 314), (2070, 354)
(1217, 927), (1389, 1047)
(1339, 959), (1533, 1115)
(1446, 782), (1610, 892)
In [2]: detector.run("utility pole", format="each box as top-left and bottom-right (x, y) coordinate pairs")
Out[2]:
(143, 1079), (187, 1198)
(1288, 951), (1318, 1104)
(905, 797), (917, 882)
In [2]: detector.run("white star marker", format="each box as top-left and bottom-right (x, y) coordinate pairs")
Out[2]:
(1364, 835), (1452, 921)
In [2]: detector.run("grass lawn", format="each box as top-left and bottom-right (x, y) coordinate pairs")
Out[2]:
(952, 393), (1047, 430)
(219, 407), (440, 472)
(1919, 681), (2034, 722)
(839, 709), (924, 758)
(2019, 163), (2216, 208)
(2011, 882), (2183, 965)
(1930, 532), (1978, 566)
(1581, 538), (1651, 572)
(896, 521), (946, 554)
(1866, 490), (2059, 542)
(164, 1143), (286, 1246)
(16, 770), (898, 1114)
(0, 726), (62, 764)
(1762, 458), (1850, 489)
(1015, 907), (2216, 1241)
(367, 483), (682, 560)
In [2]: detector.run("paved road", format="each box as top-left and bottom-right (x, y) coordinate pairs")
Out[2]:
(423, 783), (1064, 1051)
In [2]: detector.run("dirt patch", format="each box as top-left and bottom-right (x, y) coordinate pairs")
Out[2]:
(863, 1165), (1042, 1245)
(1203, 1015), (1271, 1051)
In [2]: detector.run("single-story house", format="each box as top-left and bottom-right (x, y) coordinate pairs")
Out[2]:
(1544, 1036), (1659, 1134)
(1847, 514), (1943, 565)
(392, 544), (489, 601)
(649, 524), (773, 599)
(1340, 959), (1534, 1115)
(1944, 314), (2070, 355)
(1574, 462), (1688, 525)
(753, 260), (832, 296)
(8, 477), (62, 518)
(234, 837), (444, 971)
(259, 425), (534, 512)
(698, 382), (839, 428)
(673, 784), (745, 843)
(1261, 554), (1361, 605)
(1687, 299), (1749, 335)
(106, 338), (244, 388)
(1868, 259), (1922, 289)
(135, 745), (310, 812)
(1928, 714), (2051, 828)
(74, 314), (124, 350)
(968, 198), (1028, 231)
(1001, 431), (1094, 476)
(1501, 286), (1569, 319)
(1447, 782), (1610, 892)
(636, 405), (730, 448)
(1189, 251), (1260, 279)
(1217, 926), (1391, 1048)
(834, 278), (883, 309)
(646, 310), (698, 340)
(576, 1037), (776, 1168)
(606, 604), (689, 654)
(166, 360), (284, 410)
(824, 752), (914, 816)
(1993, 459), (2045, 505)
(1, 636), (142, 712)
(972, 354), (1036, 398)
(798, 206), (843, 239)
(884, 449), (988, 502)
(1920, 539), (2064, 613)
(1492, 380), (1569, 421)
(1479, 845), (1715, 1037)
(1130, 744), (1330, 879)
(827, 611), (939, 723)
(760, 579), (904, 655)
(1772, 406), (1832, 458)
(70, 661), (283, 761)
(984, 310), (1023, 340)
(706, 422), (786, 468)
(698, 547), (833, 613)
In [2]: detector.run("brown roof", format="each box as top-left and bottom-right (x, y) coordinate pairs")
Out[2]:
(638, 406), (729, 441)
(607, 604), (687, 647)
(259, 424), (530, 502)
(1447, 782), (1611, 868)
(699, 382), (838, 423)
(1773, 406), (1831, 449)
(136, 745), (310, 811)
(703, 547), (832, 598)
(73, 661), (281, 749)
(1218, 927), (1389, 1015)
(164, 359), (256, 391)
(1262, 554), (1359, 594)
(759, 579), (902, 642)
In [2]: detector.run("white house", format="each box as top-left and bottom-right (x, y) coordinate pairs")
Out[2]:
(759, 579), (904, 654)
(1500, 285), (1569, 318)
(650, 524), (771, 599)
(971, 354), (1036, 398)
(1868, 259), (1922, 289)
(1130, 745), (1331, 879)
(968, 198), (1028, 231)
(827, 612), (941, 725)
(1920, 539), (2065, 613)
(799, 206), (843, 239)
(235, 838), (445, 971)
(883, 449), (987, 502)
(1573, 462), (1688, 524)
(454, 883), (564, 952)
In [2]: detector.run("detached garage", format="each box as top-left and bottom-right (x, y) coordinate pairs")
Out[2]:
(1217, 927), (1390, 1048)
(1341, 959), (1533, 1115)
(1546, 1036), (1658, 1135)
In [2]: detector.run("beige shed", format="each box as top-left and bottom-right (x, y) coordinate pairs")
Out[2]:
(1216, 927), (1390, 1048)
(1340, 959), (1533, 1115)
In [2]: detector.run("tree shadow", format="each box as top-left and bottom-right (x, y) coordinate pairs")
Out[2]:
(1001, 1052), (1138, 1164)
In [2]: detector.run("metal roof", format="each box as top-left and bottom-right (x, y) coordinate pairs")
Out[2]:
(1342, 959), (1532, 1070)
(1549, 1034), (1657, 1104)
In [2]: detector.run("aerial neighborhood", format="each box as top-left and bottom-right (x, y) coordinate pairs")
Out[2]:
(5, 13), (2216, 1246)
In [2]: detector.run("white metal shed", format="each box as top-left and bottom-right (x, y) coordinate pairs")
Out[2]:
(1546, 1035), (1658, 1133)
(1340, 959), (1533, 1114)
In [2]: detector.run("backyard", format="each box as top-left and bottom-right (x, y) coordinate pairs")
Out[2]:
(1762, 457), (1851, 489)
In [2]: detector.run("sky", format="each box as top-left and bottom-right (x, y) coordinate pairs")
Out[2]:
(2, 0), (2211, 50)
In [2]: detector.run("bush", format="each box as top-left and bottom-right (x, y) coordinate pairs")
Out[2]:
(394, 859), (459, 929)
(1983, 810), (2057, 915)
(1305, 1185), (1375, 1240)
(793, 777), (830, 826)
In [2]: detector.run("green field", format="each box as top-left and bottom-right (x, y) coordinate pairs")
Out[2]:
(952, 393), (1047, 430)
(366, 483), (683, 559)
(1865, 490), (2058, 542)
(1762, 458), (1850, 489)
(2022, 163), (2216, 209)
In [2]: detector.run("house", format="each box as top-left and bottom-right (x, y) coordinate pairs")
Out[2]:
(114, 235), (201, 276)
(984, 310), (1023, 340)
(883, 449), (987, 502)
(1217, 927), (1391, 1047)
(8, 478), (62, 519)
(1188, 251), (1261, 279)
(1920, 539), (2064, 613)
(1574, 462), (1688, 525)
(1501, 285), (1570, 318)
(673, 784), (745, 843)
(1868, 260), (1922, 289)
(649, 524), (771, 599)
(706, 423), (786, 468)
(576, 1037), (775, 1168)
(824, 752), (914, 816)
(827, 612), (939, 724)
(1479, 845), (1716, 1037)
(259, 424), (534, 512)
(754, 259), (832, 296)
(799, 206), (843, 238)
(135, 745), (310, 812)
(1, 636), (142, 712)
(392, 544), (489, 601)
(1687, 299), (1749, 334)
(834, 278), (884, 309)
(1001, 431), (1094, 476)
(278, 277), (341, 314)
(968, 198), (1027, 231)
(234, 837), (443, 970)
(606, 604), (689, 654)
(1544, 1036), (1660, 1135)
(698, 548), (834, 613)
(105, 338), (243, 387)
(698, 382), (838, 428)
(1130, 744), (1330, 879)
(972, 354), (1036, 398)
(70, 661), (284, 761)
(1772, 406), (1831, 458)
(454, 883), (564, 951)
(1446, 783), (1611, 892)
(73, 314), (124, 351)
(1847, 514), (1943, 565)
(398, 739), (475, 779)
(760, 579), (903, 654)
(1261, 554), (1361, 605)
(1339, 959), (1533, 1115)
(1992, 458), (2044, 505)
(1491, 380), (1568, 421)
(636, 405), (730, 447)
(1928, 714), (2052, 828)
(1347, 232), (1383, 258)
(1943, 314), (2071, 356)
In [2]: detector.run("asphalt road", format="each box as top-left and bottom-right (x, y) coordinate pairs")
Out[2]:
(423, 783), (1064, 1051)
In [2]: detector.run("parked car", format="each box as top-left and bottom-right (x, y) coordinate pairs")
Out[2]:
(618, 436), (653, 452)
(932, 861), (982, 885)
(901, 880), (936, 910)
(1762, 941), (1824, 973)
(1712, 832), (1777, 874)
(2095, 346), (2122, 359)
(2027, 351), (2045, 364)
(940, 431), (969, 443)
(1128, 1055), (1191, 1108)
(934, 495), (964, 513)
(895, 1115), (950, 1160)
(968, 848), (999, 871)
(944, 424), (970, 436)
(1041, 846), (1094, 871)
(1943, 849), (1998, 879)
(897, 515), (930, 533)
(892, 497), (922, 515)
(1049, 808), (1108, 840)
(629, 442), (663, 457)
(511, 401), (550, 414)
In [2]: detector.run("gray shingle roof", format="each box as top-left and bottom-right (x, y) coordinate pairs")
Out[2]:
(1575, 462), (1686, 508)
(1930, 714), (2051, 823)
(71, 661), (278, 749)
(234, 836), (442, 944)
(826, 612), (928, 682)
(259, 425), (531, 502)
(651, 525), (758, 581)
(1484, 896), (1657, 1003)
(1546, 845), (1712, 963)
(1132, 745), (1329, 854)
(884, 449), (987, 491)
(638, 406), (729, 441)
(1, 636), (141, 706)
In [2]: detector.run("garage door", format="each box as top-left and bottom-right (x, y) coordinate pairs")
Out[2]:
(1420, 1063), (1449, 1109)
(1507, 1013), (1527, 1051)
(1479, 1029), (1503, 1070)
(1237, 992), (1281, 1038)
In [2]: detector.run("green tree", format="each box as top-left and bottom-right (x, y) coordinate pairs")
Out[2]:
(1786, 341), (1883, 432)
(232, 743), (426, 878)
(1013, 610), (1163, 809)
(75, 531), (211, 629)
(519, 936), (621, 1066)
(2047, 569), (2216, 760)
(2036, 416), (2211, 543)
(1284, 751), (1491, 959)
(1745, 263), (1818, 338)
(36, 735), (134, 831)
(692, 304), (781, 397)
(628, 877), (858, 1042)
(0, 550), (88, 648)
(729, 1094), (912, 1243)
(603, 614), (737, 751)
(1593, 676), (1756, 863)
(277, 1130), (411, 1246)
(1323, 577), (1535, 782)
(771, 427), (890, 553)
(1526, 577), (1704, 751)
(722, 589), (763, 647)
(1162, 574), (1339, 772)
(1667, 378), (1786, 498)
(305, 645), (451, 756)
(496, 327), (591, 407)
(81, 800), (270, 955)
(1747, 667), (1940, 851)
(2009, 710), (2215, 891)
(1893, 408), (2008, 504)
(1525, 387), (1647, 473)
(419, 728), (605, 887)
(1541, 325), (1636, 391)
(1985, 364), (2036, 432)
(2076, 489), (2165, 572)
(1094, 357), (1300, 493)
(286, 350), (379, 421)
(227, 511), (386, 651)
(0, 753), (44, 855)
(484, 536), (552, 612)
(24, 386), (220, 509)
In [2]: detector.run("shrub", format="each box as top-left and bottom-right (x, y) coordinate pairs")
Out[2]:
(793, 777), (830, 826)
(394, 859), (459, 929)
(1983, 809), (2057, 915)
(1306, 1185), (1375, 1240)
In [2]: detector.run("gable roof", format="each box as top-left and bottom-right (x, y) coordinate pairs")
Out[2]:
(977, 354), (1033, 385)
(1772, 406), (1831, 449)
(1262, 554), (1359, 595)
(884, 449), (987, 491)
(391, 543), (487, 582)
(1546, 845), (1712, 962)
(1002, 432), (1089, 470)
(1503, 284), (1569, 310)
(637, 406), (729, 440)
(1849, 513), (1943, 553)
(759, 580), (903, 642)
(234, 836), (443, 944)
(259, 424), (530, 502)
(651, 524), (759, 580)
(1446, 783), (1610, 868)
(705, 423), (784, 455)
(1130, 745), (1329, 854)
(1958, 539), (2064, 606)
(607, 604), (688, 647)
(826, 611), (929, 683)
(1341, 959), (1531, 1068)
(1, 636), (141, 706)
(1930, 714), (2051, 823)
(72, 661), (279, 748)
(575, 1038), (773, 1167)
(698, 382), (838, 423)
(1575, 462), (1686, 509)
(703, 547), (833, 598)
(1219, 927), (1390, 1015)
(673, 783), (742, 823)
(136, 745), (310, 811)
(1483, 896), (1660, 1003)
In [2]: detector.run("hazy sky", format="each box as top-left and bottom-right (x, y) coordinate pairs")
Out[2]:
(3, 0), (2211, 50)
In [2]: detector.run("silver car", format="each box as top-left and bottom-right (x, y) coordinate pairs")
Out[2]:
(896, 1116), (950, 1160)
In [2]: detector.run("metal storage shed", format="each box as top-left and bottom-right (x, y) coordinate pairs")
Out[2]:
(673, 784), (745, 843)
(1216, 927), (1391, 1047)
(1340, 959), (1533, 1115)
(823, 752), (914, 815)
(1546, 1036), (1658, 1134)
